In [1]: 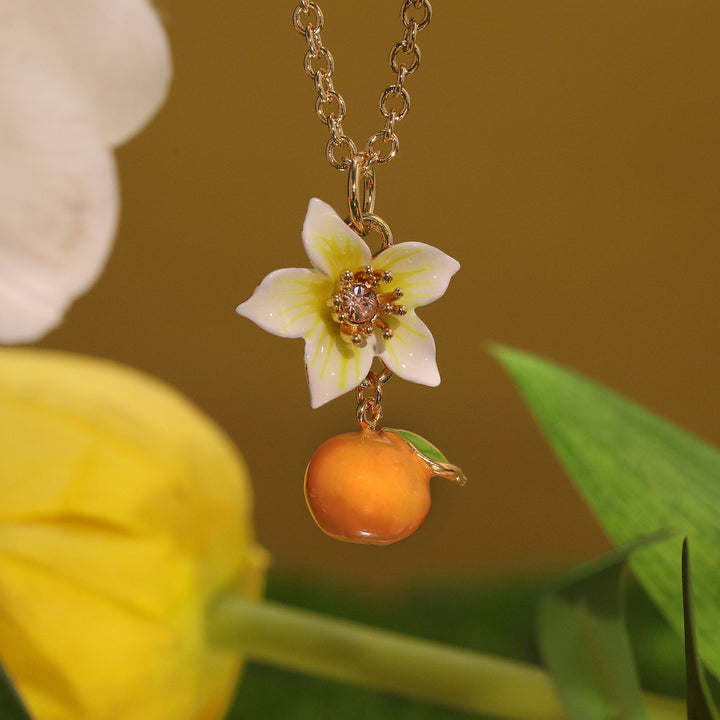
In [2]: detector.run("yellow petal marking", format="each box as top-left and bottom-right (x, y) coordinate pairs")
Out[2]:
(280, 309), (317, 333)
(307, 321), (326, 368)
(339, 353), (349, 389)
(320, 332), (336, 378)
(396, 316), (429, 340)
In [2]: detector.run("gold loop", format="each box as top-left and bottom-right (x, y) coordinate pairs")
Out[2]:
(383, 111), (397, 140)
(293, 2), (324, 33)
(315, 90), (345, 124)
(355, 366), (391, 431)
(304, 46), (333, 77)
(402, 0), (431, 31)
(402, 18), (418, 51)
(361, 213), (394, 249)
(356, 398), (383, 430)
(326, 134), (357, 170)
(313, 69), (334, 99)
(376, 364), (393, 384)
(304, 25), (321, 53)
(379, 85), (410, 121)
(294, 0), (431, 171)
(367, 132), (399, 165)
(347, 154), (376, 233)
(359, 365), (393, 388)
(389, 41), (421, 75)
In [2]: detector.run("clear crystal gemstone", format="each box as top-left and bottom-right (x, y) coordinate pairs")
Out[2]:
(339, 284), (379, 324)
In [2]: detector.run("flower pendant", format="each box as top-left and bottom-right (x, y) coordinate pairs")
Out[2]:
(237, 198), (465, 544)
(237, 198), (460, 408)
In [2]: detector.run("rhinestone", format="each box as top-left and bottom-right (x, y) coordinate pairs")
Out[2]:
(339, 284), (380, 324)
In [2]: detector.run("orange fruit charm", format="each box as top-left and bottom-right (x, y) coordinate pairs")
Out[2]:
(304, 428), (466, 545)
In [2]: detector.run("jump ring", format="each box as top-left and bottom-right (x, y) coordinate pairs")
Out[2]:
(361, 213), (394, 249)
(347, 154), (376, 233)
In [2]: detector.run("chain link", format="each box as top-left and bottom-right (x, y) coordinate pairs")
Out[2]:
(294, 0), (432, 170)
(355, 365), (393, 430)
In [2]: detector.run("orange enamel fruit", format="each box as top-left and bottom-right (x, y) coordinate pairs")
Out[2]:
(304, 429), (433, 545)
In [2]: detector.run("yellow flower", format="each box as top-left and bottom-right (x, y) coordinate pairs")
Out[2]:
(0, 349), (267, 720)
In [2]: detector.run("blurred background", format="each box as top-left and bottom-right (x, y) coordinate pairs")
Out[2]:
(38, 0), (720, 591)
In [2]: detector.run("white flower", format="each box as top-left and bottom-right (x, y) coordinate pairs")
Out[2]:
(237, 198), (460, 408)
(0, 0), (172, 343)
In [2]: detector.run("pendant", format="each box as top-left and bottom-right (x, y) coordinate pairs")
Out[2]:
(237, 154), (465, 544)
(305, 421), (466, 546)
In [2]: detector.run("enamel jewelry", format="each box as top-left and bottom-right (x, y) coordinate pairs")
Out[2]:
(237, 2), (466, 545)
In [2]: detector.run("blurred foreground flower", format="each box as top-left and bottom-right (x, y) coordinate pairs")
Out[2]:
(0, 1), (171, 343)
(0, 349), (267, 720)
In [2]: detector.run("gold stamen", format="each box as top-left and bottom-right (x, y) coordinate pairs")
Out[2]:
(329, 266), (406, 345)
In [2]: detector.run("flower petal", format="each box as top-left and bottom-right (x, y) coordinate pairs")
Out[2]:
(0, 348), (266, 720)
(0, 61), (117, 344)
(304, 319), (375, 408)
(9, 0), (172, 146)
(237, 268), (331, 339)
(302, 198), (372, 278)
(0, 0), (172, 344)
(377, 312), (440, 386)
(375, 242), (460, 309)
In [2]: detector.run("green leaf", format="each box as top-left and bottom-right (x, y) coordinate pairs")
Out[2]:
(0, 659), (33, 720)
(386, 428), (448, 464)
(539, 533), (671, 720)
(491, 344), (720, 680)
(385, 429), (467, 485)
(683, 539), (720, 720)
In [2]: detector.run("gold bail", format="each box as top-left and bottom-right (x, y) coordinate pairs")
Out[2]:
(347, 153), (376, 234)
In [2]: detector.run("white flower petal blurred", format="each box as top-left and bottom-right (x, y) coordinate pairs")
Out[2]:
(0, 0), (172, 344)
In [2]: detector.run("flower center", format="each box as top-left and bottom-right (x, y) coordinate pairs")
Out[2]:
(339, 284), (379, 324)
(328, 265), (407, 346)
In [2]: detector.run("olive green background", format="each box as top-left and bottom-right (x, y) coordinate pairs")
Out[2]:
(40, 0), (720, 587)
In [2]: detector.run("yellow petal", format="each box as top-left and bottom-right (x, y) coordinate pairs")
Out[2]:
(0, 348), (267, 720)
(375, 242), (460, 309)
(302, 198), (372, 278)
(237, 267), (331, 339)
(377, 311), (440, 386)
(304, 318), (375, 408)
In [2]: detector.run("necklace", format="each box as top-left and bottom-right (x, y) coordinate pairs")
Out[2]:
(237, 0), (466, 546)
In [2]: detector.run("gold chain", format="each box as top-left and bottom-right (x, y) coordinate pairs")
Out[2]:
(356, 364), (393, 430)
(293, 0), (432, 170)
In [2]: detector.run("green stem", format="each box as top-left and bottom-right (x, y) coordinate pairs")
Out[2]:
(208, 597), (685, 720)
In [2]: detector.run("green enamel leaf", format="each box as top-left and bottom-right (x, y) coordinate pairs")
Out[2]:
(683, 540), (720, 720)
(386, 428), (448, 464)
(491, 343), (720, 680)
(385, 429), (467, 485)
(0, 659), (33, 720)
(539, 533), (672, 720)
